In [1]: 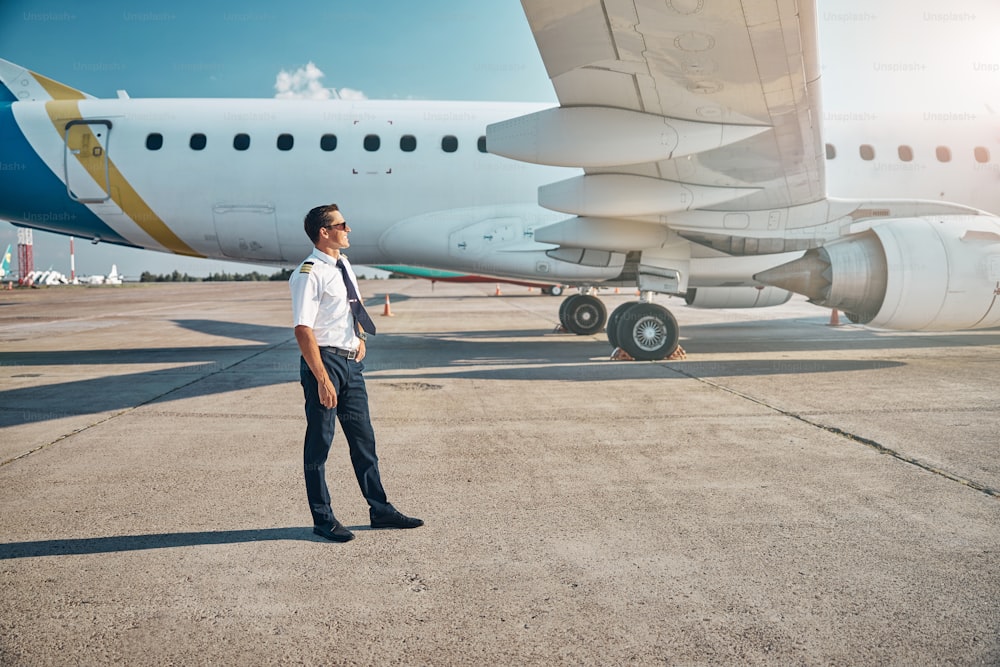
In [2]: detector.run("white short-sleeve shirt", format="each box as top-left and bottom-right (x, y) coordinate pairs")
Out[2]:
(289, 249), (361, 350)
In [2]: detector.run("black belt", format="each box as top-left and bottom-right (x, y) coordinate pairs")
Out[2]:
(322, 346), (358, 360)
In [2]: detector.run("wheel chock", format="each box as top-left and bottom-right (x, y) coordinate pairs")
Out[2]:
(610, 345), (688, 361)
(610, 347), (634, 361)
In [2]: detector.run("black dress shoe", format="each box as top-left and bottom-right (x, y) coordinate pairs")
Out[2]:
(371, 510), (424, 529)
(313, 521), (355, 542)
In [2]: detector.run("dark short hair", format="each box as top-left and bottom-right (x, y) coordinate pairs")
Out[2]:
(304, 204), (340, 243)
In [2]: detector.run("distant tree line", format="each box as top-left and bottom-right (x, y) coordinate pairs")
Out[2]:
(139, 268), (294, 283)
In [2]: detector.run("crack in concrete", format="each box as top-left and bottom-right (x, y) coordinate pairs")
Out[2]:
(668, 366), (999, 501)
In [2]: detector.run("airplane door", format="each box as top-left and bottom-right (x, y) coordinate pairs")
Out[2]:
(64, 120), (113, 203)
(212, 203), (285, 262)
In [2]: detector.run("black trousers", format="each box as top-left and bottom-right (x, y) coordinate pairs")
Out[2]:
(300, 349), (390, 526)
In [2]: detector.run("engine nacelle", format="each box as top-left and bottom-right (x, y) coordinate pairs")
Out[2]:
(754, 216), (1000, 330)
(684, 286), (792, 309)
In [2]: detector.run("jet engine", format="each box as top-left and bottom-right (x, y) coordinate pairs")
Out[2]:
(754, 216), (1000, 330)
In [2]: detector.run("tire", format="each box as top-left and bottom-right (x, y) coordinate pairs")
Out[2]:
(606, 301), (638, 349)
(563, 294), (606, 335)
(549, 285), (564, 297)
(558, 294), (581, 329)
(614, 303), (679, 361)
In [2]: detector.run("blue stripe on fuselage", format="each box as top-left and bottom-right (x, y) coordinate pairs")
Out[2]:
(0, 102), (134, 246)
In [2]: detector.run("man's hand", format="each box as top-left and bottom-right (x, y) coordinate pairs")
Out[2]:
(318, 375), (337, 409)
(356, 338), (367, 363)
(295, 325), (338, 409)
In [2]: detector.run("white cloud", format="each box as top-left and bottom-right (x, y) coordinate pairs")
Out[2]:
(336, 87), (367, 101)
(273, 62), (367, 100)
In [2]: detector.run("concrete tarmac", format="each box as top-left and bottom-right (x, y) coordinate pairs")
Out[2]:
(0, 280), (998, 665)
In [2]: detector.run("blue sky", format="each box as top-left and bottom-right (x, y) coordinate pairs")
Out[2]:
(2, 0), (1000, 279)
(0, 0), (554, 279)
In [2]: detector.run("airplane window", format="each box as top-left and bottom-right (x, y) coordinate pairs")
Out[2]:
(898, 145), (913, 162)
(478, 136), (487, 153)
(190, 133), (207, 151)
(975, 146), (990, 163)
(364, 134), (380, 151)
(320, 134), (337, 151)
(936, 146), (952, 163)
(400, 135), (417, 152)
(825, 143), (836, 160)
(859, 144), (875, 161)
(146, 133), (163, 151)
(233, 133), (251, 151)
(442, 135), (458, 153)
(277, 133), (294, 151)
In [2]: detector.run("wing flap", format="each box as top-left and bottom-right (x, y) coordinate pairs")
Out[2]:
(511, 0), (826, 212)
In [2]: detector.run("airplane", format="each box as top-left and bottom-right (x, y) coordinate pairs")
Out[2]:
(2, 1), (1000, 360)
(24, 268), (69, 286)
(0, 244), (10, 279)
(78, 264), (123, 286)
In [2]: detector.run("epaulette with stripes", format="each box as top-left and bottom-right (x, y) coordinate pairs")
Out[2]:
(298, 261), (315, 274)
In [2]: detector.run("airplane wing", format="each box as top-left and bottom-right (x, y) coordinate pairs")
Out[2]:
(495, 0), (825, 213)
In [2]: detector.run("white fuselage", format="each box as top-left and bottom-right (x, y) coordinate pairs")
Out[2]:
(4, 97), (1000, 286)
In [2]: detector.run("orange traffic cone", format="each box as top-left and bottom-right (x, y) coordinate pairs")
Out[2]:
(828, 309), (840, 327)
(495, 284), (502, 296)
(382, 294), (394, 316)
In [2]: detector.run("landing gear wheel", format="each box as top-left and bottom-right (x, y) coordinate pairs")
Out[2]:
(606, 301), (638, 349)
(614, 302), (679, 361)
(546, 285), (564, 296)
(558, 294), (607, 335)
(558, 294), (579, 327)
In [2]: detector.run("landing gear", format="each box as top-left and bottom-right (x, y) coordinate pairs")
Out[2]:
(542, 285), (564, 296)
(605, 301), (635, 349)
(610, 302), (679, 361)
(556, 293), (682, 361)
(558, 293), (607, 335)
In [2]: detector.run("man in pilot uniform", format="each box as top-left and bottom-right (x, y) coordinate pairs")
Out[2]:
(289, 203), (423, 542)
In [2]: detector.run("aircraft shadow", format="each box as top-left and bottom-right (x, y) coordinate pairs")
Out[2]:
(0, 319), (298, 428)
(4, 316), (991, 428)
(0, 526), (372, 559)
(364, 293), (413, 306)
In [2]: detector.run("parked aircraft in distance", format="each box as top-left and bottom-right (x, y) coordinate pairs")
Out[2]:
(0, 244), (11, 280)
(2, 1), (999, 359)
(78, 264), (122, 286)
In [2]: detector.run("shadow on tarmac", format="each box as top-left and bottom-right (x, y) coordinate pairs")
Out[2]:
(0, 527), (368, 559)
(3, 315), (995, 428)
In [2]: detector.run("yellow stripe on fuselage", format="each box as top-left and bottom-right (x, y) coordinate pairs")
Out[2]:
(33, 72), (87, 101)
(43, 99), (202, 257)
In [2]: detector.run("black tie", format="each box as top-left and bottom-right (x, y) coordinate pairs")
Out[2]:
(336, 259), (376, 336)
